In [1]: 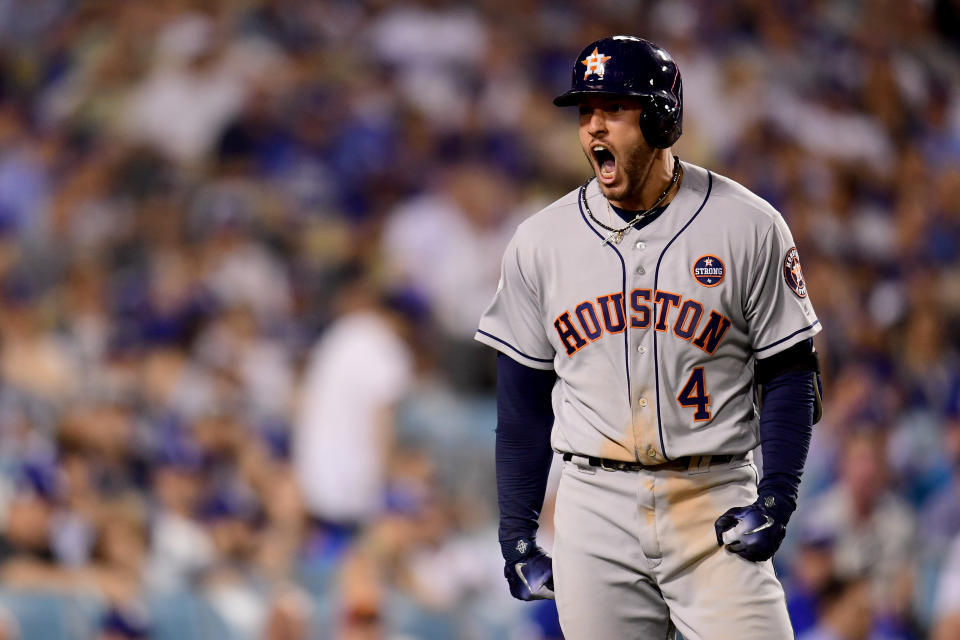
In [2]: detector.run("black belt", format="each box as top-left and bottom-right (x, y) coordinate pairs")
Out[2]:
(561, 452), (740, 472)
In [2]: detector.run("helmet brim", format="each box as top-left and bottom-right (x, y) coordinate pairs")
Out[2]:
(552, 89), (647, 107)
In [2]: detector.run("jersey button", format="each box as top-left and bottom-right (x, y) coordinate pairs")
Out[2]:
(637, 345), (646, 354)
(638, 397), (648, 408)
(635, 266), (646, 275)
(635, 241), (646, 250)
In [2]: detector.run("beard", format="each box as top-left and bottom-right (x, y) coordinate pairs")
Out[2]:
(584, 143), (658, 209)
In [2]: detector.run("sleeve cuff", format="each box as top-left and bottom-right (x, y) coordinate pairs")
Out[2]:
(753, 319), (822, 358)
(474, 330), (554, 370)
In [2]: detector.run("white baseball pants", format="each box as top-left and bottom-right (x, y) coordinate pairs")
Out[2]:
(552, 455), (794, 639)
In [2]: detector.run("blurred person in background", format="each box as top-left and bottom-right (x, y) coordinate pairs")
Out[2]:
(381, 159), (527, 391)
(192, 304), (294, 424)
(381, 446), (498, 614)
(293, 264), (418, 549)
(0, 463), (60, 576)
(800, 427), (914, 576)
(197, 485), (271, 639)
(121, 13), (246, 167)
(786, 529), (838, 637)
(0, 105), (52, 243)
(330, 444), (512, 638)
(933, 531), (960, 640)
(796, 426), (917, 636)
(249, 449), (307, 584)
(920, 387), (960, 548)
(337, 545), (386, 640)
(798, 576), (873, 640)
(796, 365), (881, 500)
(87, 498), (148, 603)
(0, 607), (19, 640)
(915, 402), (960, 628)
(261, 585), (313, 640)
(0, 277), (78, 406)
(144, 434), (214, 594)
(97, 605), (149, 640)
(0, 460), (143, 604)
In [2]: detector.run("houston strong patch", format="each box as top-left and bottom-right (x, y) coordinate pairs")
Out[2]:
(693, 255), (725, 287)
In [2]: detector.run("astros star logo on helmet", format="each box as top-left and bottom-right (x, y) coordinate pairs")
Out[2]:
(581, 48), (612, 79)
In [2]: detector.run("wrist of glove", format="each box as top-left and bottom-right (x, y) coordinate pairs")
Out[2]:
(501, 537), (555, 601)
(714, 494), (791, 562)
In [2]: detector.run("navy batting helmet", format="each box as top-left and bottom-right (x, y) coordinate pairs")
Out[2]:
(554, 35), (683, 149)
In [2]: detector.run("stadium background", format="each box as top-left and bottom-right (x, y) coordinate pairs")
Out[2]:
(0, 0), (959, 638)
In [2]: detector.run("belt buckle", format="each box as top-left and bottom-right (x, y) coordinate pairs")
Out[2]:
(599, 458), (621, 472)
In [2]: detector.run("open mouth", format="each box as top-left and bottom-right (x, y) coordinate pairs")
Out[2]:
(592, 145), (617, 183)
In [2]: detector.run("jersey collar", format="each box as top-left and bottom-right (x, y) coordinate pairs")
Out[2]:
(579, 161), (706, 241)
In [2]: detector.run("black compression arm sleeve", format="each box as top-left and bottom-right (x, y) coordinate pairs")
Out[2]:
(495, 353), (556, 551)
(756, 342), (817, 523)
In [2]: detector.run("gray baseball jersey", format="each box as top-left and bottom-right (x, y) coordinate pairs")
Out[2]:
(475, 161), (820, 465)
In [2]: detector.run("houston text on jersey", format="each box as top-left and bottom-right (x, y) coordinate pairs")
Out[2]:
(552, 289), (732, 357)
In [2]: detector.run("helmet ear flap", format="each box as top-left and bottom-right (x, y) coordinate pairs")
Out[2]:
(638, 91), (682, 149)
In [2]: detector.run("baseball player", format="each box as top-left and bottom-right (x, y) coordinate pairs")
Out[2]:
(476, 36), (823, 638)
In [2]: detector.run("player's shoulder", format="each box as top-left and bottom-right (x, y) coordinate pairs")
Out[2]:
(697, 164), (784, 231)
(510, 184), (582, 246)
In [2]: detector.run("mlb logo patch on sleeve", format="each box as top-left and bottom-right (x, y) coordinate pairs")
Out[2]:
(783, 247), (807, 298)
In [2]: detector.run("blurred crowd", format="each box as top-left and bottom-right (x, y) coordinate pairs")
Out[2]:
(0, 0), (958, 638)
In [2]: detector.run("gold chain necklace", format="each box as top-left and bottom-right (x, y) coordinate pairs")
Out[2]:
(580, 155), (681, 246)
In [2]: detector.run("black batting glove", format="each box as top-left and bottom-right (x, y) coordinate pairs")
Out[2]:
(501, 537), (555, 601)
(714, 495), (789, 562)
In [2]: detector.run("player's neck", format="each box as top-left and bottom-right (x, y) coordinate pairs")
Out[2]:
(609, 149), (678, 211)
